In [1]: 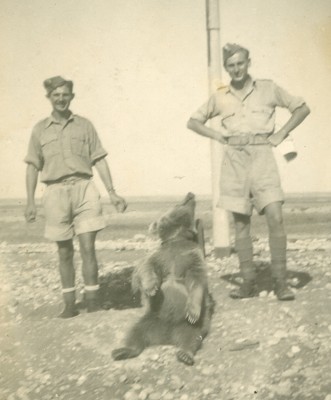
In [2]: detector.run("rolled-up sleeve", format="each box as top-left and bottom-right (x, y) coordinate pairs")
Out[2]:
(272, 83), (306, 113)
(190, 93), (221, 123)
(87, 121), (108, 164)
(24, 128), (44, 170)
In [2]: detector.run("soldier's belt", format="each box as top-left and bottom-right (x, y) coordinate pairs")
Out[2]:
(46, 174), (91, 186)
(227, 133), (271, 146)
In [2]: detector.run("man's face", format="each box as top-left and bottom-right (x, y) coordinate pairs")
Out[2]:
(48, 84), (74, 114)
(224, 51), (250, 84)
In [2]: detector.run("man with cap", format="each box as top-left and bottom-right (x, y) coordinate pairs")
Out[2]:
(187, 44), (310, 301)
(24, 76), (127, 318)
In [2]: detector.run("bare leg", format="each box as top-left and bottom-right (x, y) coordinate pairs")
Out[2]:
(78, 231), (102, 312)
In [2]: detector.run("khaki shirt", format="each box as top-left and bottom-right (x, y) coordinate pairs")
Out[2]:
(25, 114), (108, 182)
(190, 78), (305, 136)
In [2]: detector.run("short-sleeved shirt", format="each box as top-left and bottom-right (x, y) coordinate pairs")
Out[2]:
(190, 77), (305, 136)
(24, 113), (108, 183)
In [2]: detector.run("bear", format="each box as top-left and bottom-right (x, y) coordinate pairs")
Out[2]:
(111, 192), (214, 366)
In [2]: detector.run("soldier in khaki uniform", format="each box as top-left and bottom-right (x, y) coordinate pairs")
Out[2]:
(187, 44), (310, 300)
(25, 76), (127, 317)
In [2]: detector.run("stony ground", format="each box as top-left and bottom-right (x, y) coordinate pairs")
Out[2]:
(0, 198), (331, 400)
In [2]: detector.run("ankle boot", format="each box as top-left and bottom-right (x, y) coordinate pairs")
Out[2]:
(273, 277), (295, 301)
(230, 237), (257, 299)
(229, 279), (257, 299)
(59, 289), (79, 318)
(85, 285), (102, 313)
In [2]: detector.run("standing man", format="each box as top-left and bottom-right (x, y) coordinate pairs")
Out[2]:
(24, 76), (127, 318)
(187, 44), (310, 301)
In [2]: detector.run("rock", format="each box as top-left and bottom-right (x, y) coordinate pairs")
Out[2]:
(273, 380), (292, 396)
(149, 393), (163, 400)
(291, 346), (301, 354)
(274, 330), (288, 339)
(124, 390), (139, 400)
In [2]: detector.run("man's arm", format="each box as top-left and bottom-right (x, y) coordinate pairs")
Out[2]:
(187, 118), (227, 144)
(94, 157), (127, 213)
(269, 104), (310, 146)
(25, 163), (39, 222)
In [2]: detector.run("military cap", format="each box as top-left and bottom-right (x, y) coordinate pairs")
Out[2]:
(223, 43), (249, 65)
(43, 76), (73, 95)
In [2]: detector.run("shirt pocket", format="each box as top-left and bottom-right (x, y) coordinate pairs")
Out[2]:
(250, 106), (274, 124)
(70, 133), (88, 157)
(40, 133), (60, 158)
(221, 111), (236, 127)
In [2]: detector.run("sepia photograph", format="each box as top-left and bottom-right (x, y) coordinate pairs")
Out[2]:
(0, 0), (330, 399)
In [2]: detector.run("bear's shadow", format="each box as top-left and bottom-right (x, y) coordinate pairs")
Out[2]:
(221, 262), (312, 293)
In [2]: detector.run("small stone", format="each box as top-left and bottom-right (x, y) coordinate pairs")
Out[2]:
(150, 354), (159, 361)
(124, 391), (139, 400)
(259, 290), (268, 298)
(119, 374), (128, 383)
(291, 346), (301, 354)
(274, 330), (288, 339)
(77, 375), (87, 386)
(149, 393), (162, 400)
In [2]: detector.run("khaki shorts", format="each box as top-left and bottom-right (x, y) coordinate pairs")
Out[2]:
(43, 178), (106, 241)
(218, 144), (284, 216)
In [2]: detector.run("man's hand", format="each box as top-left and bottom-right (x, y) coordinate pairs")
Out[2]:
(25, 203), (37, 222)
(214, 131), (228, 144)
(268, 130), (288, 147)
(109, 192), (127, 213)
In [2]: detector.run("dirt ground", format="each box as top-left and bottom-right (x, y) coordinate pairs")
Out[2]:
(0, 196), (331, 400)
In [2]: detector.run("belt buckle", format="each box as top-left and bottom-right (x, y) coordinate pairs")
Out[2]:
(240, 135), (250, 145)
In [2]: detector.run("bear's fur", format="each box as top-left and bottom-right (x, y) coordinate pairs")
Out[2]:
(111, 193), (214, 365)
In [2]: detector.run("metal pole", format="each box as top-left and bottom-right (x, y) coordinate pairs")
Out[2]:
(206, 0), (231, 258)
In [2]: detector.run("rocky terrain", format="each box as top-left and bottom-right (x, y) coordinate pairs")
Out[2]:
(0, 198), (331, 400)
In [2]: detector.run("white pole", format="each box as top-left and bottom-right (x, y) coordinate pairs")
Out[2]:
(206, 0), (231, 257)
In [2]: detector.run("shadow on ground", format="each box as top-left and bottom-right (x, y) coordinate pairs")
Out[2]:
(221, 262), (312, 293)
(80, 266), (141, 311)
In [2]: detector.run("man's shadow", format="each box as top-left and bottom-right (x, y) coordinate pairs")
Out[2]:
(221, 261), (312, 294)
(78, 266), (141, 311)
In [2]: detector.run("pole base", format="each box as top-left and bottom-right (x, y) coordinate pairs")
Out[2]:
(214, 246), (231, 259)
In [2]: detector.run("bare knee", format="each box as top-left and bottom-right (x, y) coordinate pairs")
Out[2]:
(264, 203), (285, 235)
(233, 213), (251, 238)
(57, 241), (74, 263)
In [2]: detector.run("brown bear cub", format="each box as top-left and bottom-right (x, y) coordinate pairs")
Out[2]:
(112, 193), (214, 365)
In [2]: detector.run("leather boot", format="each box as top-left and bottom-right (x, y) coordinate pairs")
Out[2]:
(229, 279), (257, 299)
(59, 289), (79, 318)
(230, 237), (257, 299)
(273, 277), (295, 301)
(269, 236), (295, 301)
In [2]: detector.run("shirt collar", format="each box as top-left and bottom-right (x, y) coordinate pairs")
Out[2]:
(45, 112), (75, 128)
(227, 75), (255, 94)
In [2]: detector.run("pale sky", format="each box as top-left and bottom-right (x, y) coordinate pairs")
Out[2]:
(1, 0), (330, 198)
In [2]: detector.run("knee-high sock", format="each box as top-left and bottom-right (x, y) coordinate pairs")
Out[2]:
(235, 237), (255, 281)
(269, 235), (287, 279)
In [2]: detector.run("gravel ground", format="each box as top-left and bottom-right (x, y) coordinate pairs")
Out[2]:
(1, 234), (331, 400)
(0, 199), (331, 400)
